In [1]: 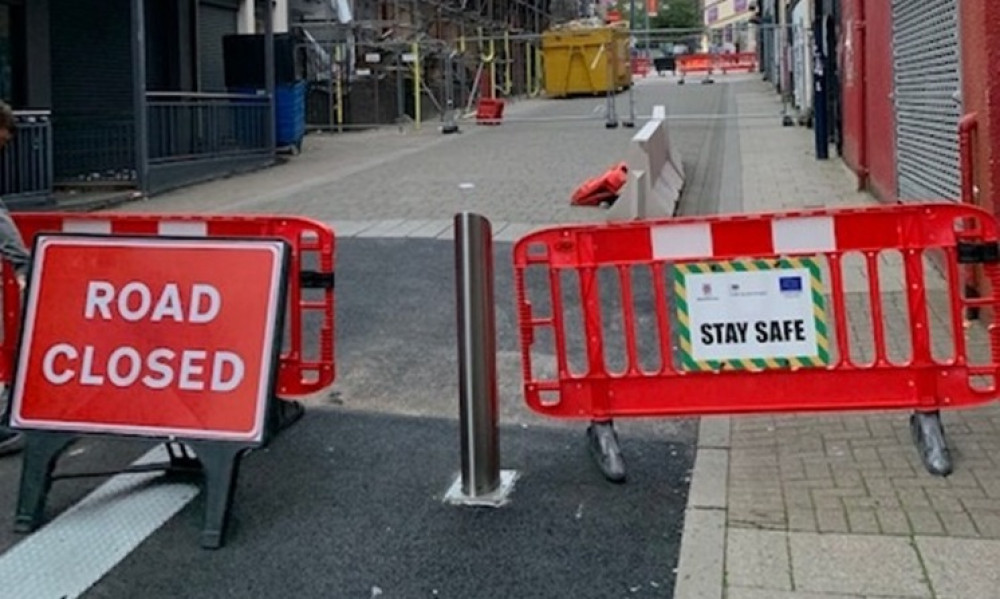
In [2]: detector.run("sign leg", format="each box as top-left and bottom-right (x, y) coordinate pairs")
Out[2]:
(187, 442), (248, 550)
(910, 410), (952, 477)
(587, 420), (626, 483)
(14, 432), (76, 533)
(271, 398), (305, 434)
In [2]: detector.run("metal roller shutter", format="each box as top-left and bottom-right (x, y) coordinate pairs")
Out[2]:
(199, 1), (238, 92)
(892, 0), (961, 201)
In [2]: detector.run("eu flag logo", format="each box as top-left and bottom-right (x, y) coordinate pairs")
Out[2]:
(779, 276), (803, 292)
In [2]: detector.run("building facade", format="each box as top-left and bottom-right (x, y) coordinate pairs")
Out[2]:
(704, 0), (757, 53)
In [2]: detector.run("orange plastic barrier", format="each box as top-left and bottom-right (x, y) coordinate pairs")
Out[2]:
(2, 213), (336, 399)
(718, 52), (758, 73)
(571, 162), (628, 206)
(676, 53), (715, 76)
(631, 57), (652, 77)
(513, 203), (1000, 419)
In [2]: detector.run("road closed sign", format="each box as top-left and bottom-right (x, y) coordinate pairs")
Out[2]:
(10, 235), (288, 442)
(674, 257), (829, 371)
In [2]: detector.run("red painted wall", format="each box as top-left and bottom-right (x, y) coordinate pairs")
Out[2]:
(862, 0), (896, 203)
(837, 0), (896, 203)
(960, 0), (1000, 216)
(838, 0), (865, 188)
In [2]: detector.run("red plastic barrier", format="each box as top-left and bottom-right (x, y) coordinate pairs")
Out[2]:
(676, 53), (715, 76)
(631, 57), (652, 77)
(571, 162), (628, 206)
(514, 203), (1000, 419)
(718, 52), (758, 73)
(476, 98), (505, 125)
(2, 213), (335, 399)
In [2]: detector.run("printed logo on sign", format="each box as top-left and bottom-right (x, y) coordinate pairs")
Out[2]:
(779, 275), (803, 295)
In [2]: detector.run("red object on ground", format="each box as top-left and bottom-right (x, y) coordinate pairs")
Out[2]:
(476, 98), (505, 125)
(571, 162), (628, 206)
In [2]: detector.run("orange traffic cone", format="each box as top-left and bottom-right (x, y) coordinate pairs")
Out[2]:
(571, 162), (628, 206)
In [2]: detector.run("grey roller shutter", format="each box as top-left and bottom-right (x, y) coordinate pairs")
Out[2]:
(199, 1), (238, 92)
(892, 0), (961, 201)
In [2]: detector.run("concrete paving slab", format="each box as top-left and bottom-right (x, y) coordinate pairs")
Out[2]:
(326, 220), (378, 237)
(355, 219), (407, 237)
(698, 416), (731, 449)
(915, 536), (1000, 599)
(726, 529), (792, 591)
(688, 448), (728, 509)
(495, 223), (540, 243)
(726, 588), (863, 599)
(673, 508), (726, 599)
(382, 218), (434, 237)
(789, 533), (931, 597)
(407, 219), (452, 238)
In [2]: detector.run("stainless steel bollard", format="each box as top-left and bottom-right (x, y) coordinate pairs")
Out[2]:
(442, 51), (460, 134)
(445, 212), (517, 507)
(455, 212), (500, 496)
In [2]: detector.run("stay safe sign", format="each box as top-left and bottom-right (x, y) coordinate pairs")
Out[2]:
(10, 235), (288, 443)
(674, 258), (829, 371)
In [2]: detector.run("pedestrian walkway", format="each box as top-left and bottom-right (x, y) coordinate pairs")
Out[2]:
(674, 81), (1000, 599)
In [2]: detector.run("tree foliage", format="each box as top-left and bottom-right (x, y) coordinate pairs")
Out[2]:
(651, 0), (701, 30)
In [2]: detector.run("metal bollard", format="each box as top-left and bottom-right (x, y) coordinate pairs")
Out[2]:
(442, 51), (460, 135)
(444, 212), (517, 507)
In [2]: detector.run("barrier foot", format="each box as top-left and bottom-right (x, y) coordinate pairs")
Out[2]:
(187, 442), (249, 550)
(166, 441), (202, 475)
(14, 432), (76, 533)
(587, 421), (626, 483)
(910, 411), (952, 477)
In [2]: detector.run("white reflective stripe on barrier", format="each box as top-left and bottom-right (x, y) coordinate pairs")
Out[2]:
(772, 216), (837, 254)
(650, 222), (713, 259)
(63, 219), (112, 234)
(158, 221), (208, 237)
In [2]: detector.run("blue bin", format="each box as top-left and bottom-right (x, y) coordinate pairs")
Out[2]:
(275, 81), (307, 148)
(231, 80), (306, 150)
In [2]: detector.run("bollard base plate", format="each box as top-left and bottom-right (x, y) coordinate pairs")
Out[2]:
(443, 470), (519, 508)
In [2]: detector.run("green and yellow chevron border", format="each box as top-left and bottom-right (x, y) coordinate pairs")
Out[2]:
(673, 257), (829, 372)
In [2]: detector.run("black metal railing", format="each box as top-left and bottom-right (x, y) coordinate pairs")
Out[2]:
(1, 111), (54, 205)
(146, 92), (270, 164)
(52, 111), (136, 185)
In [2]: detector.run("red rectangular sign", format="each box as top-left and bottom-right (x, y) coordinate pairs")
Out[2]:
(10, 235), (288, 443)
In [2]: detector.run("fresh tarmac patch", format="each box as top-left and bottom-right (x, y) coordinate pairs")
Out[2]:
(85, 409), (695, 599)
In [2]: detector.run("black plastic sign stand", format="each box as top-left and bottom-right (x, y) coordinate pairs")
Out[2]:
(13, 398), (303, 549)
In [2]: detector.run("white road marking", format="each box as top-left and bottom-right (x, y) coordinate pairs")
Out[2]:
(0, 446), (199, 599)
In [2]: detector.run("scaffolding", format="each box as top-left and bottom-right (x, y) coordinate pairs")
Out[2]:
(290, 0), (566, 130)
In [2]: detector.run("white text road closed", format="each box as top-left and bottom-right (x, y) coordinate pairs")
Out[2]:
(11, 236), (288, 442)
(676, 260), (828, 369)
